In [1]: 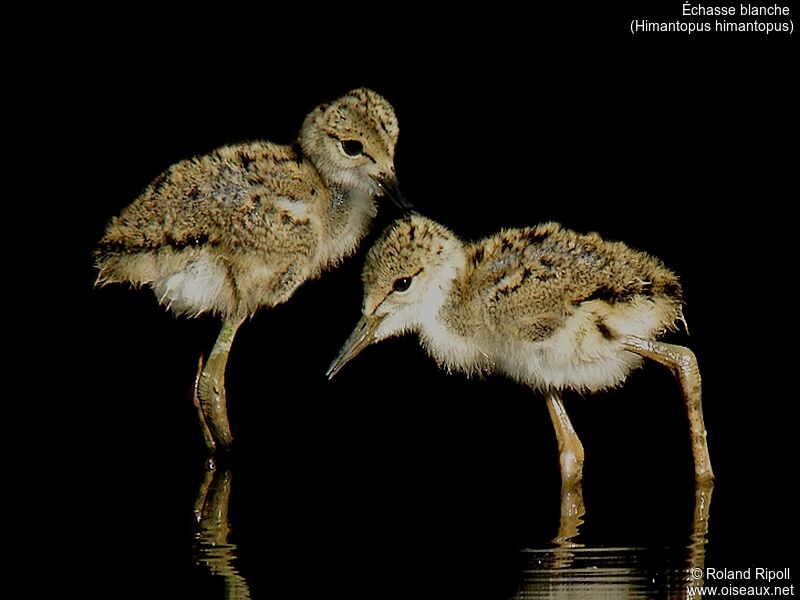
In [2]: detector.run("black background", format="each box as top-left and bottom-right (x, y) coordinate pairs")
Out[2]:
(32, 4), (796, 598)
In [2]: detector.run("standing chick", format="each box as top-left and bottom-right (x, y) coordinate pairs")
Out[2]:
(96, 88), (410, 452)
(328, 215), (713, 484)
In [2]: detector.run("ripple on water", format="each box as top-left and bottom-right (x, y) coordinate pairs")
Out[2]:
(515, 545), (693, 599)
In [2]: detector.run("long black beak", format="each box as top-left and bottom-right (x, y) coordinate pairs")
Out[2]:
(378, 177), (414, 214)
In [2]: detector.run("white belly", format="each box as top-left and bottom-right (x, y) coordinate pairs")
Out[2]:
(423, 297), (676, 393)
(501, 299), (673, 392)
(152, 253), (228, 316)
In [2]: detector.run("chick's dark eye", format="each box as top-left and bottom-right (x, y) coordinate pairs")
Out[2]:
(392, 277), (412, 292)
(341, 139), (363, 157)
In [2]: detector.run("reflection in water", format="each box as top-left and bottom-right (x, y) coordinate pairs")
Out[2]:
(685, 481), (714, 590)
(542, 481), (586, 570)
(518, 480), (714, 598)
(187, 459), (711, 599)
(553, 481), (585, 549)
(517, 546), (683, 599)
(193, 460), (252, 599)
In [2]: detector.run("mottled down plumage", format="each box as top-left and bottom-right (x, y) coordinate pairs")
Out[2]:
(95, 87), (406, 452)
(329, 215), (713, 484)
(452, 221), (683, 343)
(97, 141), (339, 316)
(331, 215), (685, 392)
(96, 88), (403, 320)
